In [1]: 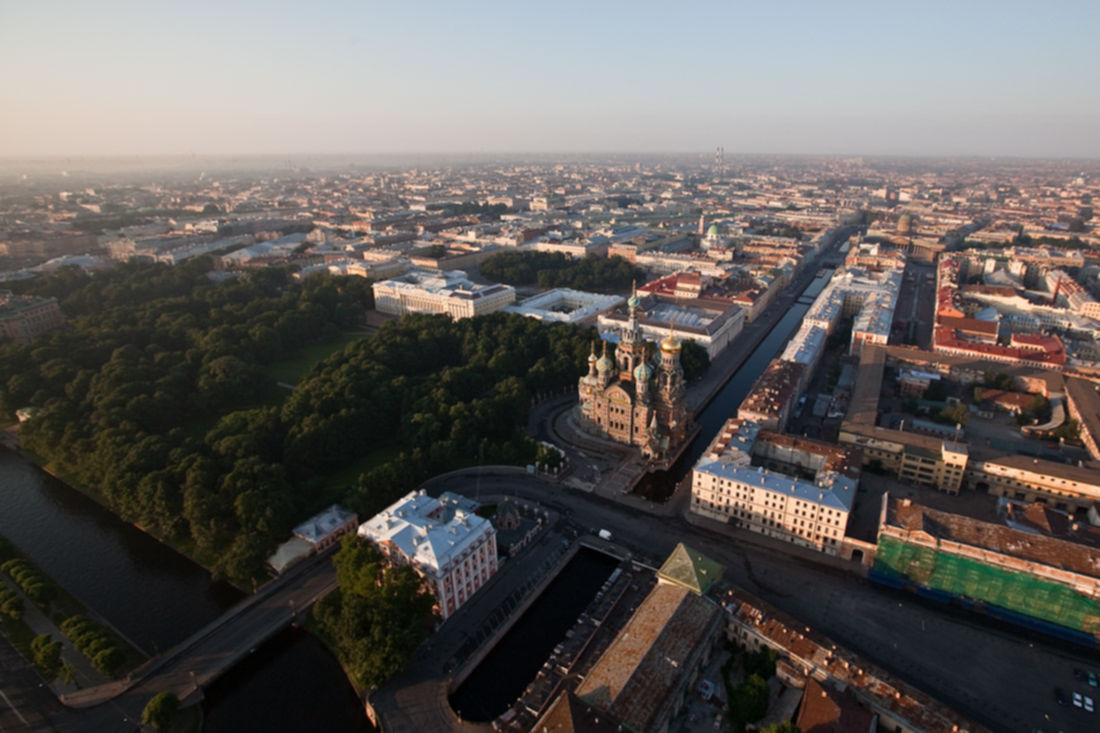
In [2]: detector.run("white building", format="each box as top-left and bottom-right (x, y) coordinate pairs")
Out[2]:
(803, 266), (902, 357)
(505, 288), (623, 324)
(690, 419), (858, 555)
(358, 490), (498, 620)
(267, 504), (358, 574)
(597, 299), (744, 360)
(372, 268), (516, 320)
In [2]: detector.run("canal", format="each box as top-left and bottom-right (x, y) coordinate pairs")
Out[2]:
(0, 449), (368, 728)
(636, 268), (832, 500)
(448, 547), (620, 721)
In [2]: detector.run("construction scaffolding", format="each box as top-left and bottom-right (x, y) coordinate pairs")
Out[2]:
(874, 536), (1100, 637)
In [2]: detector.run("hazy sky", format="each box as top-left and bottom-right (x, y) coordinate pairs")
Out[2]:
(2, 0), (1098, 157)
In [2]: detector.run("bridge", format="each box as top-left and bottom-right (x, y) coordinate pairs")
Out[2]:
(47, 549), (339, 731)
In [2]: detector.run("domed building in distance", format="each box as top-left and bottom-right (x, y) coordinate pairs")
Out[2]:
(578, 286), (691, 466)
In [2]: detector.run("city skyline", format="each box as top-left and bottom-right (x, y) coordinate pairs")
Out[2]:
(2, 0), (1099, 158)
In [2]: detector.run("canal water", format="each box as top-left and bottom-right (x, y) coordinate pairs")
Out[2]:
(203, 627), (374, 733)
(0, 449), (368, 729)
(635, 268), (832, 501)
(0, 449), (240, 654)
(448, 547), (620, 721)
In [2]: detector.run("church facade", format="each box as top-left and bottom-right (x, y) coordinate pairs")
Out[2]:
(578, 288), (690, 464)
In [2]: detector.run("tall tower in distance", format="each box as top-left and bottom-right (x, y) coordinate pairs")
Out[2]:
(714, 146), (725, 178)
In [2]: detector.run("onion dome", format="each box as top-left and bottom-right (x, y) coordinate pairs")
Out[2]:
(633, 361), (652, 382)
(660, 332), (681, 353)
(588, 351), (598, 365)
(597, 354), (614, 372)
(626, 280), (640, 311)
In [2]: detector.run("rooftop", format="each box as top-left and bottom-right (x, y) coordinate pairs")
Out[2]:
(575, 583), (722, 732)
(885, 496), (1100, 579)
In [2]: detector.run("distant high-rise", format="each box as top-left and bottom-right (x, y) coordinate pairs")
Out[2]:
(714, 146), (725, 177)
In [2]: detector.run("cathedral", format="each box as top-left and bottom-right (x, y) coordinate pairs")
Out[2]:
(578, 287), (689, 464)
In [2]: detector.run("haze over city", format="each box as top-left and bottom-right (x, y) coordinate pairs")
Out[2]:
(5, 3), (1100, 733)
(2, 0), (1099, 158)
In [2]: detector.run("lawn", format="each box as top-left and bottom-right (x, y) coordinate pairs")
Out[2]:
(264, 332), (367, 386)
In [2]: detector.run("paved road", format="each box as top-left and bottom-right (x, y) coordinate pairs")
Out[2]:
(427, 471), (1099, 733)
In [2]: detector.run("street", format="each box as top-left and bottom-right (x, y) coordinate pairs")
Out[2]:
(428, 470), (1099, 733)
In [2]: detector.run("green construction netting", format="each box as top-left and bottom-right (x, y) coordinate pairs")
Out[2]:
(874, 535), (1100, 635)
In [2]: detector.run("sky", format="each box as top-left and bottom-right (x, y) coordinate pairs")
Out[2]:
(1, 0), (1098, 158)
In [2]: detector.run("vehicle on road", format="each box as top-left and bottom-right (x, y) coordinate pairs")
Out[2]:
(597, 529), (612, 541)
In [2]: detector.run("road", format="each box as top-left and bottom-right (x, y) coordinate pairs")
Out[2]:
(427, 471), (1100, 733)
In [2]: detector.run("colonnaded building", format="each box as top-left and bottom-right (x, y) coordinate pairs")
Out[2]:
(578, 287), (690, 465)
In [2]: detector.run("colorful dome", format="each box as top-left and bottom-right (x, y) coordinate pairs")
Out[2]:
(588, 351), (598, 364)
(627, 292), (640, 310)
(597, 354), (614, 372)
(633, 362), (652, 382)
(706, 223), (720, 236)
(660, 333), (682, 353)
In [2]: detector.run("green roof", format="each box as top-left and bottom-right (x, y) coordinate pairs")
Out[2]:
(657, 543), (724, 595)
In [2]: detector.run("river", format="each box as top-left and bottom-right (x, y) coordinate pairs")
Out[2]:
(0, 449), (368, 729)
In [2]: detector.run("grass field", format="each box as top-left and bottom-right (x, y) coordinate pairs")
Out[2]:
(264, 332), (367, 386)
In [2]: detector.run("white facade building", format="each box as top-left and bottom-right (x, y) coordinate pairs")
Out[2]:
(372, 268), (516, 320)
(505, 288), (623, 324)
(690, 419), (858, 555)
(359, 490), (498, 620)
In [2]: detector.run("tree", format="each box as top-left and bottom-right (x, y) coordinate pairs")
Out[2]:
(313, 536), (435, 688)
(142, 691), (180, 730)
(759, 723), (800, 733)
(732, 673), (769, 725)
(30, 634), (62, 678)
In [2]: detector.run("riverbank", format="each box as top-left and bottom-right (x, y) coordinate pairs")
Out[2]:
(0, 533), (148, 696)
(1, 440), (254, 596)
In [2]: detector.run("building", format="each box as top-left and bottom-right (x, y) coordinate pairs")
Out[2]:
(727, 587), (987, 733)
(578, 287), (690, 465)
(1065, 376), (1100, 460)
(504, 288), (623, 324)
(873, 495), (1100, 646)
(0, 291), (65, 343)
(371, 268), (516, 320)
(561, 545), (724, 733)
(737, 358), (805, 432)
(358, 490), (497, 620)
(690, 419), (858, 555)
(267, 504), (358, 574)
(597, 296), (743, 360)
(802, 266), (902, 358)
(967, 455), (1100, 513)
